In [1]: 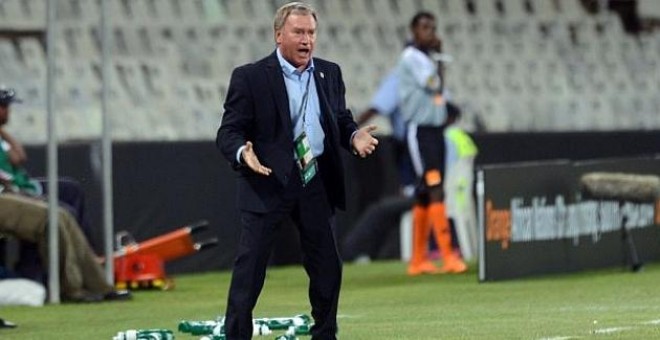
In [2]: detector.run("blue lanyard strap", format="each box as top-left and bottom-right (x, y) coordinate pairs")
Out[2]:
(297, 71), (312, 127)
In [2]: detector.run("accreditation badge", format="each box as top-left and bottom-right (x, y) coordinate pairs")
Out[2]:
(294, 131), (318, 186)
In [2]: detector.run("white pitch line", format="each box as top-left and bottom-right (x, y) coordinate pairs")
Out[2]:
(541, 318), (660, 340)
(592, 326), (633, 334)
(641, 319), (660, 325)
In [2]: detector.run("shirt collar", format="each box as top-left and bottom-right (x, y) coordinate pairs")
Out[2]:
(276, 47), (315, 77)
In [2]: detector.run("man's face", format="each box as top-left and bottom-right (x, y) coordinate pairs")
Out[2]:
(413, 17), (438, 50)
(276, 13), (316, 71)
(0, 105), (9, 126)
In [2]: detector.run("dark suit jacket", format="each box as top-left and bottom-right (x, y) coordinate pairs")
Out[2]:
(217, 51), (357, 213)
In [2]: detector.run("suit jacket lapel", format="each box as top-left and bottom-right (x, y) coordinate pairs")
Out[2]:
(266, 52), (294, 142)
(314, 69), (327, 119)
(314, 65), (339, 143)
(314, 64), (335, 129)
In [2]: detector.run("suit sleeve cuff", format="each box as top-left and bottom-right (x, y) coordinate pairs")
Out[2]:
(350, 130), (359, 155)
(236, 145), (246, 164)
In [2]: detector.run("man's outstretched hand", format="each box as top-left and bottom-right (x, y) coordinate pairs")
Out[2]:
(241, 141), (272, 176)
(352, 125), (379, 158)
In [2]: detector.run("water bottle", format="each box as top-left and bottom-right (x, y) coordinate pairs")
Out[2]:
(178, 320), (219, 335)
(254, 314), (311, 331)
(285, 324), (311, 336)
(113, 329), (174, 340)
(252, 322), (272, 336)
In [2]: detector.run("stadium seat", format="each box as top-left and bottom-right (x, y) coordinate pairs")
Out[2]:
(591, 96), (617, 131)
(395, 0), (420, 19)
(558, 0), (588, 22)
(528, 0), (556, 20)
(639, 0), (660, 18)
(452, 62), (481, 98)
(150, 0), (179, 24)
(89, 60), (130, 106)
(223, 0), (249, 21)
(417, 0), (441, 14)
(121, 26), (158, 57)
(444, 0), (469, 18)
(315, 0), (352, 26)
(352, 23), (381, 55)
(199, 0), (224, 23)
(474, 0), (502, 19)
(62, 25), (99, 59)
(75, 0), (99, 25)
(502, 0), (528, 19)
(249, 0), (276, 21)
(17, 38), (45, 71)
(100, 0), (129, 24)
(178, 0), (204, 23)
(0, 41), (22, 82)
(115, 59), (153, 107)
(650, 97), (660, 126)
(501, 61), (524, 95)
(140, 61), (173, 102)
(10, 98), (47, 143)
(19, 0), (46, 29)
(369, 22), (402, 52)
(479, 99), (510, 132)
(0, 1), (11, 28)
(344, 0), (370, 18)
(518, 98), (543, 131)
(0, 0), (26, 29)
(71, 62), (98, 100)
(366, 0), (399, 23)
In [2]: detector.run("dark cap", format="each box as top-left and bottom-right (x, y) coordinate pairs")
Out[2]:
(0, 87), (22, 106)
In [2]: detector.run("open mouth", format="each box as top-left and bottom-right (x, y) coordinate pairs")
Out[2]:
(297, 48), (310, 55)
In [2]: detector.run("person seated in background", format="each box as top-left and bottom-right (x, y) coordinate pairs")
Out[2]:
(0, 87), (39, 195)
(0, 87), (94, 281)
(0, 87), (91, 233)
(0, 192), (130, 302)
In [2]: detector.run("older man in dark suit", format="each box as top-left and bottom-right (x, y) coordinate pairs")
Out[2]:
(216, 2), (378, 339)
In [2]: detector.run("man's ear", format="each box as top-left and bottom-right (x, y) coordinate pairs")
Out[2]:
(275, 30), (282, 45)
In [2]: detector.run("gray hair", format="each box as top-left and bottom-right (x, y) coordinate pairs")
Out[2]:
(273, 2), (317, 32)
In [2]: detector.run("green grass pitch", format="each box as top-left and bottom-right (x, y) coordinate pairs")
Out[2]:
(3, 260), (660, 339)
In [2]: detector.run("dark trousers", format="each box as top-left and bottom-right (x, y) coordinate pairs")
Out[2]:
(224, 172), (342, 340)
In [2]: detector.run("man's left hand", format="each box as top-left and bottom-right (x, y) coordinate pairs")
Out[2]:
(352, 125), (379, 158)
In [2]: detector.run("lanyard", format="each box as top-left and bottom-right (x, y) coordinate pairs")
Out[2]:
(297, 71), (312, 128)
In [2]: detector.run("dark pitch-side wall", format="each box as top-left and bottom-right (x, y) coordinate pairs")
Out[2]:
(20, 130), (660, 274)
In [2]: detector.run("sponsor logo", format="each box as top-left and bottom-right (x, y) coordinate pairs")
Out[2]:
(486, 197), (657, 249)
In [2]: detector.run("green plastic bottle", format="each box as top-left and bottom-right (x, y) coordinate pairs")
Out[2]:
(178, 320), (219, 335)
(254, 314), (312, 331)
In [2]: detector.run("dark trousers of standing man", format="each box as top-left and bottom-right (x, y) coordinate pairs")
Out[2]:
(224, 164), (342, 340)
